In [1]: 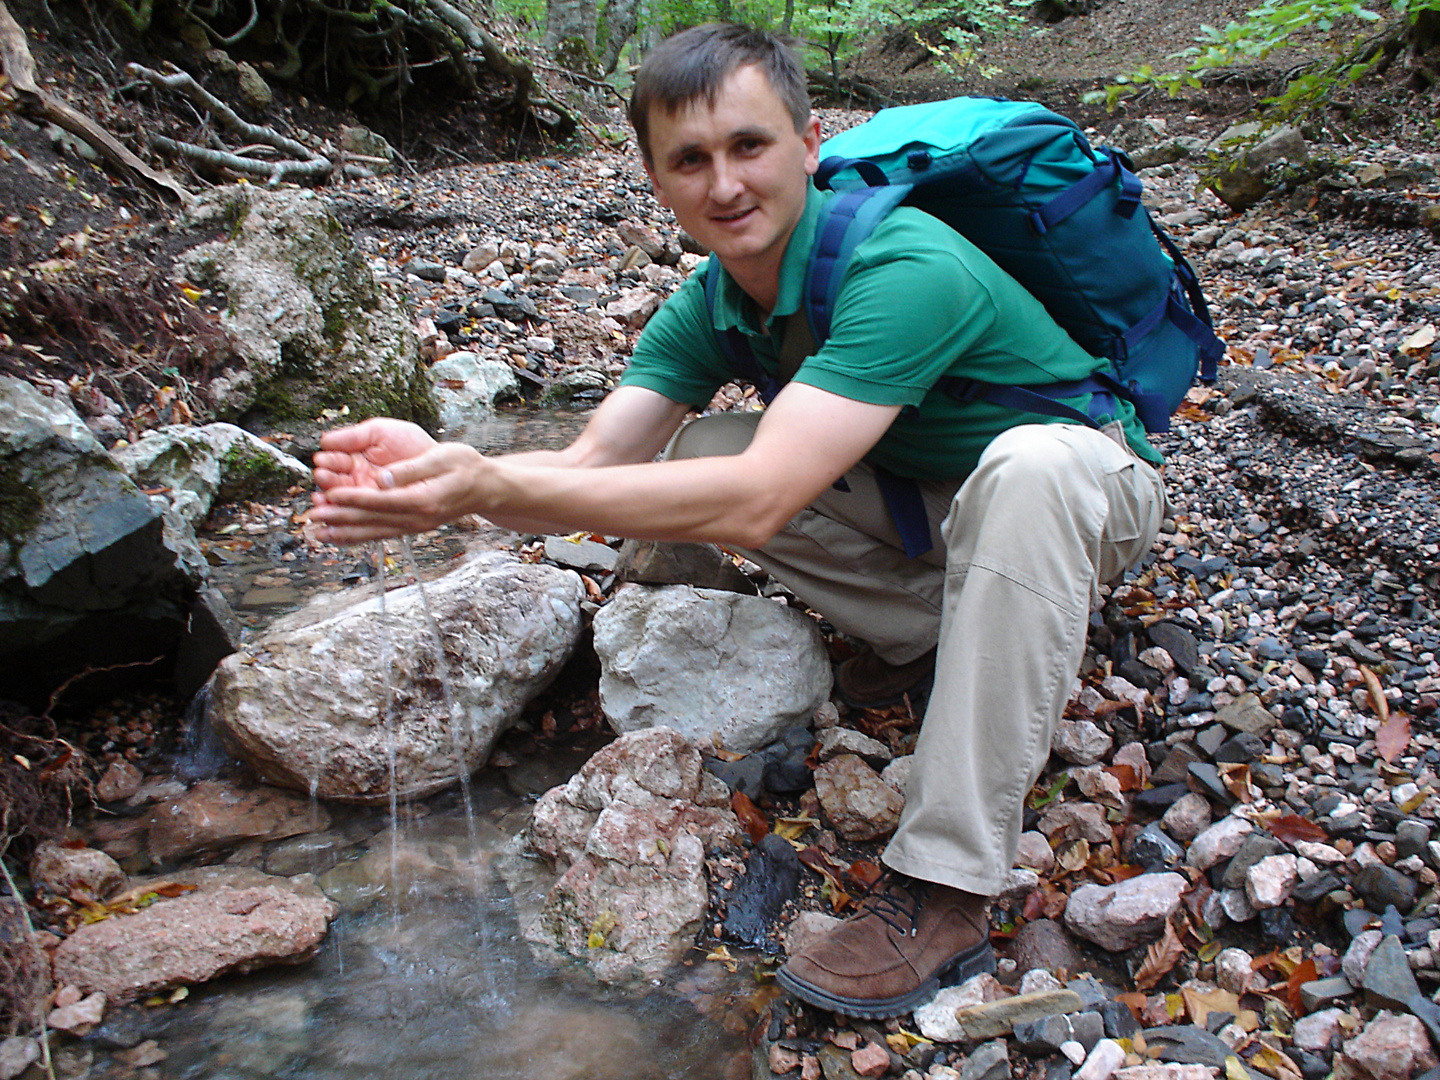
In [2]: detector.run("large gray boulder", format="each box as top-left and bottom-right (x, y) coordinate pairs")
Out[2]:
(0, 377), (206, 706)
(176, 185), (436, 432)
(524, 727), (742, 983)
(111, 423), (310, 525)
(592, 584), (832, 754)
(207, 553), (584, 803)
(1207, 124), (1310, 211)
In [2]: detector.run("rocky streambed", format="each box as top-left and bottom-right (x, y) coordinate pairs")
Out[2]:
(3, 97), (1440, 1080)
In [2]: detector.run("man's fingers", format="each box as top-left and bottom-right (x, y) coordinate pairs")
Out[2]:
(317, 422), (377, 452)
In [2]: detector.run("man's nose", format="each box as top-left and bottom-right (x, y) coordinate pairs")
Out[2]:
(709, 157), (744, 202)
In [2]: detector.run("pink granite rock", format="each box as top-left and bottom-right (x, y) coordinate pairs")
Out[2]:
(51, 866), (336, 1003)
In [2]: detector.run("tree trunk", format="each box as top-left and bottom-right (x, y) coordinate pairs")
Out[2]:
(545, 0), (596, 63)
(598, 0), (641, 75)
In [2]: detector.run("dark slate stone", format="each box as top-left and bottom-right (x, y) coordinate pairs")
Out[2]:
(1187, 762), (1234, 806)
(1380, 906), (1407, 939)
(1296, 1050), (1332, 1080)
(1100, 1000), (1140, 1040)
(1153, 745), (1204, 786)
(1146, 621), (1201, 676)
(1292, 872), (1344, 905)
(722, 834), (801, 950)
(1396, 820), (1432, 859)
(558, 285), (601, 304)
(1254, 637), (1291, 661)
(1214, 732), (1267, 764)
(1354, 864), (1419, 913)
(408, 259), (448, 282)
(1323, 813), (1369, 841)
(1196, 724), (1229, 758)
(1299, 976), (1354, 1012)
(1065, 975), (1111, 1011)
(1014, 1012), (1105, 1055)
(1406, 916), (1440, 945)
(1206, 1011), (1236, 1034)
(1129, 823), (1185, 870)
(1251, 763), (1286, 791)
(1118, 659), (1163, 691)
(1360, 934), (1423, 1010)
(704, 754), (765, 800)
(1343, 908), (1377, 939)
(1178, 692), (1216, 715)
(1259, 906), (1297, 945)
(433, 307), (464, 332)
(1133, 782), (1190, 813)
(1142, 1026), (1243, 1070)
(762, 756), (813, 796)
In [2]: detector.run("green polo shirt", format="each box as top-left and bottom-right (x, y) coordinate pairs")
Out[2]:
(621, 185), (1162, 480)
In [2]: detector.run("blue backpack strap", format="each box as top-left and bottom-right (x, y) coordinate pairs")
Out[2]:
(1029, 148), (1142, 235)
(704, 259), (783, 404)
(815, 156), (889, 190)
(872, 468), (933, 558)
(805, 180), (913, 342)
(1148, 223), (1225, 381)
(938, 374), (1107, 430)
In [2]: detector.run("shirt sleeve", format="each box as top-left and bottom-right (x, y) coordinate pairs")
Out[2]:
(619, 269), (734, 411)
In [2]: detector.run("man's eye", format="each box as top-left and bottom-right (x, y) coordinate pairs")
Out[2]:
(737, 138), (764, 154)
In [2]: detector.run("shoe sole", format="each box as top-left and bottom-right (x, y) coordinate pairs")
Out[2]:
(833, 670), (935, 711)
(774, 940), (996, 1019)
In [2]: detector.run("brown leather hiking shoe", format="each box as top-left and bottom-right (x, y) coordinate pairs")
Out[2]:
(834, 647), (937, 709)
(776, 872), (993, 1018)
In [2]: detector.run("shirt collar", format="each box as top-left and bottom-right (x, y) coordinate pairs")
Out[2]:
(709, 184), (824, 337)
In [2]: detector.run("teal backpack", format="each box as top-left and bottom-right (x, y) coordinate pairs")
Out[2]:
(704, 98), (1224, 554)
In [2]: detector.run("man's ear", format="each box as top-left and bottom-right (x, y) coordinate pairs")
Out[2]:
(643, 159), (672, 209)
(802, 115), (822, 176)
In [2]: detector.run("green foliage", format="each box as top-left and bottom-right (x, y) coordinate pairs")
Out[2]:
(789, 0), (1033, 87)
(1085, 0), (1431, 114)
(495, 0), (547, 34)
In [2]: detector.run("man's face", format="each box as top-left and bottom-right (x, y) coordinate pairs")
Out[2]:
(643, 64), (820, 298)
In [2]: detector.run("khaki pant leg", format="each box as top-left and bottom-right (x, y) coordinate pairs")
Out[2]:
(665, 413), (957, 665)
(882, 424), (1165, 895)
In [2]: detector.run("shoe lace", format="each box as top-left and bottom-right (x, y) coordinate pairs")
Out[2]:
(856, 871), (928, 938)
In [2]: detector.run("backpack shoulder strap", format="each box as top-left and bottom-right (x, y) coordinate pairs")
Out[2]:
(805, 181), (912, 343)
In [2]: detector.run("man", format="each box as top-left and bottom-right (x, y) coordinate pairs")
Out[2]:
(311, 23), (1166, 1019)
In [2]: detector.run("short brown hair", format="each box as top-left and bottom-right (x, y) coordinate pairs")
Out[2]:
(629, 23), (810, 165)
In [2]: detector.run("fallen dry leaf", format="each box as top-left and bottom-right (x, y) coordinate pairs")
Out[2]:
(1266, 814), (1329, 844)
(1375, 713), (1411, 765)
(1361, 666), (1390, 723)
(1135, 919), (1185, 991)
(1181, 985), (1241, 1027)
(731, 791), (768, 846)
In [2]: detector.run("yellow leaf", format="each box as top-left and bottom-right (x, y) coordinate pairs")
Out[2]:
(167, 987), (188, 1004)
(180, 286), (203, 302)
(1165, 993), (1185, 1020)
(887, 1032), (930, 1053)
(774, 816), (818, 841)
(1251, 1042), (1303, 1080)
(1400, 787), (1431, 814)
(586, 931), (606, 949)
(1226, 1056), (1251, 1080)
(706, 945), (738, 972)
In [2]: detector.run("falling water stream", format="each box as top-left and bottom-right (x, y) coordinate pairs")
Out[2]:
(110, 409), (757, 1080)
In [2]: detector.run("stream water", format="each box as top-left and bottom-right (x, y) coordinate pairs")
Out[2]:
(96, 407), (758, 1080)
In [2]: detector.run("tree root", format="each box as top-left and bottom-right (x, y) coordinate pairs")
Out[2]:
(127, 61), (335, 184)
(0, 1), (190, 203)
